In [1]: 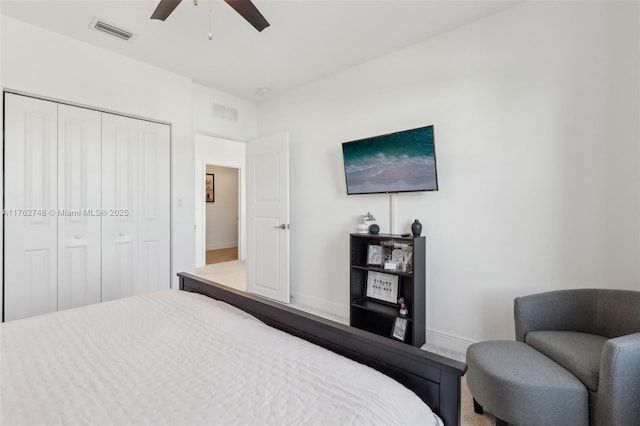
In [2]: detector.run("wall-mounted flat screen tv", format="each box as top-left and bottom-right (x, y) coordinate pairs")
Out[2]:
(342, 125), (438, 195)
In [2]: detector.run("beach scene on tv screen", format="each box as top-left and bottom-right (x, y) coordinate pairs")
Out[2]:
(343, 126), (437, 194)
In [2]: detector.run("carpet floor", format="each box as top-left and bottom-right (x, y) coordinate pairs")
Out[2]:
(461, 376), (494, 425)
(195, 260), (246, 291)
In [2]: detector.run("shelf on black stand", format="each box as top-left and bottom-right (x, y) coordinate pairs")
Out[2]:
(349, 233), (425, 347)
(351, 298), (412, 321)
(351, 265), (413, 276)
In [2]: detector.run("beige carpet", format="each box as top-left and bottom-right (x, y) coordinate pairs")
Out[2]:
(461, 376), (494, 426)
(195, 260), (246, 292)
(194, 261), (492, 425)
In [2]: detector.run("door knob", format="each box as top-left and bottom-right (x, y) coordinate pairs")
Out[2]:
(74, 234), (81, 239)
(119, 232), (125, 237)
(274, 224), (290, 229)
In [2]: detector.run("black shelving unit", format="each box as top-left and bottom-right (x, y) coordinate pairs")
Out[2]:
(349, 233), (425, 347)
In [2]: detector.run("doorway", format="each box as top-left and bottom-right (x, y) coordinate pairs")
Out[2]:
(193, 132), (291, 302)
(204, 165), (239, 265)
(194, 134), (246, 291)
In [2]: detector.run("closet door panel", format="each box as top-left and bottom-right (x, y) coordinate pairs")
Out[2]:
(101, 113), (139, 302)
(4, 94), (58, 321)
(57, 105), (102, 311)
(137, 121), (171, 294)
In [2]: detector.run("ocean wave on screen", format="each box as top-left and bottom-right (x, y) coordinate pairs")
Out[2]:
(345, 154), (434, 174)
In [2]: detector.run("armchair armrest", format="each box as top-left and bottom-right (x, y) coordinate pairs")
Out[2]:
(514, 289), (596, 341)
(595, 332), (640, 426)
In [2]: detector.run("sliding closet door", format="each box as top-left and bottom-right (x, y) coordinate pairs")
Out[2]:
(4, 94), (58, 321)
(102, 114), (139, 301)
(137, 121), (171, 294)
(101, 114), (170, 301)
(57, 105), (102, 310)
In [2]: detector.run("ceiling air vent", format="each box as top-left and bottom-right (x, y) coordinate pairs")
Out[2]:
(91, 18), (136, 41)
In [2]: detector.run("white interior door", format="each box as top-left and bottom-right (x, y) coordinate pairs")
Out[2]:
(102, 114), (139, 301)
(57, 104), (102, 311)
(101, 113), (170, 301)
(137, 120), (171, 294)
(246, 133), (290, 303)
(4, 94), (58, 321)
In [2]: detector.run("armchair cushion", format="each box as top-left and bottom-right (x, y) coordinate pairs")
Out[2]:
(526, 331), (608, 392)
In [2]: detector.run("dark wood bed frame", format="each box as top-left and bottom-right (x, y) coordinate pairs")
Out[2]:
(178, 273), (467, 426)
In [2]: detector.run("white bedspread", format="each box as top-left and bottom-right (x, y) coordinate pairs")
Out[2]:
(1, 290), (441, 426)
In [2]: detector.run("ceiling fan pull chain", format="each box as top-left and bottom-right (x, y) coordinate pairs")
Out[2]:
(208, 0), (213, 40)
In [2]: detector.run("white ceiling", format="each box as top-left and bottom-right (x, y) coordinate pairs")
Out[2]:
(1, 0), (519, 101)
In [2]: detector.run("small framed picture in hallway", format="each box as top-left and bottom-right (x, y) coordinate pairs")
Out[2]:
(206, 173), (215, 202)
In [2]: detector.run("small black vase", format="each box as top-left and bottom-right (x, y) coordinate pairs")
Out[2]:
(411, 219), (422, 237)
(369, 224), (380, 235)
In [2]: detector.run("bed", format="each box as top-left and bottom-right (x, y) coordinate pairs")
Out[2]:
(1, 273), (466, 425)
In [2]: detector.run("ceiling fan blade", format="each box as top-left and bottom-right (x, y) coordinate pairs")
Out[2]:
(151, 0), (183, 21)
(223, 0), (270, 32)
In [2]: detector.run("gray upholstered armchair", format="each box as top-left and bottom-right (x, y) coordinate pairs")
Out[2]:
(514, 289), (640, 425)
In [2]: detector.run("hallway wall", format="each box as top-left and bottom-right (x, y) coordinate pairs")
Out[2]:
(206, 165), (239, 250)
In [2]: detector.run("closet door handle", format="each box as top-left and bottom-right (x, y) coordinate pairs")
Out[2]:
(74, 235), (81, 239)
(119, 232), (126, 237)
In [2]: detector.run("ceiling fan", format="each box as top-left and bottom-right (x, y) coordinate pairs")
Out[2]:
(151, 0), (270, 32)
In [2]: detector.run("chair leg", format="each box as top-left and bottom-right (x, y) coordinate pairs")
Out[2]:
(472, 398), (484, 414)
(495, 418), (509, 426)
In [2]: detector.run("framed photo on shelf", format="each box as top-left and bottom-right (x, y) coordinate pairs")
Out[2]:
(366, 271), (398, 303)
(391, 316), (408, 341)
(367, 245), (383, 266)
(391, 248), (404, 262)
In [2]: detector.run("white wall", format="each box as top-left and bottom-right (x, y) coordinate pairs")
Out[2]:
(205, 165), (239, 251)
(1, 16), (195, 290)
(195, 135), (246, 267)
(257, 1), (640, 353)
(193, 83), (257, 141)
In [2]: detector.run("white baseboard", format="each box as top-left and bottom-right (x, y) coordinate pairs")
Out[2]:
(206, 242), (238, 250)
(290, 292), (349, 324)
(424, 328), (476, 359)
